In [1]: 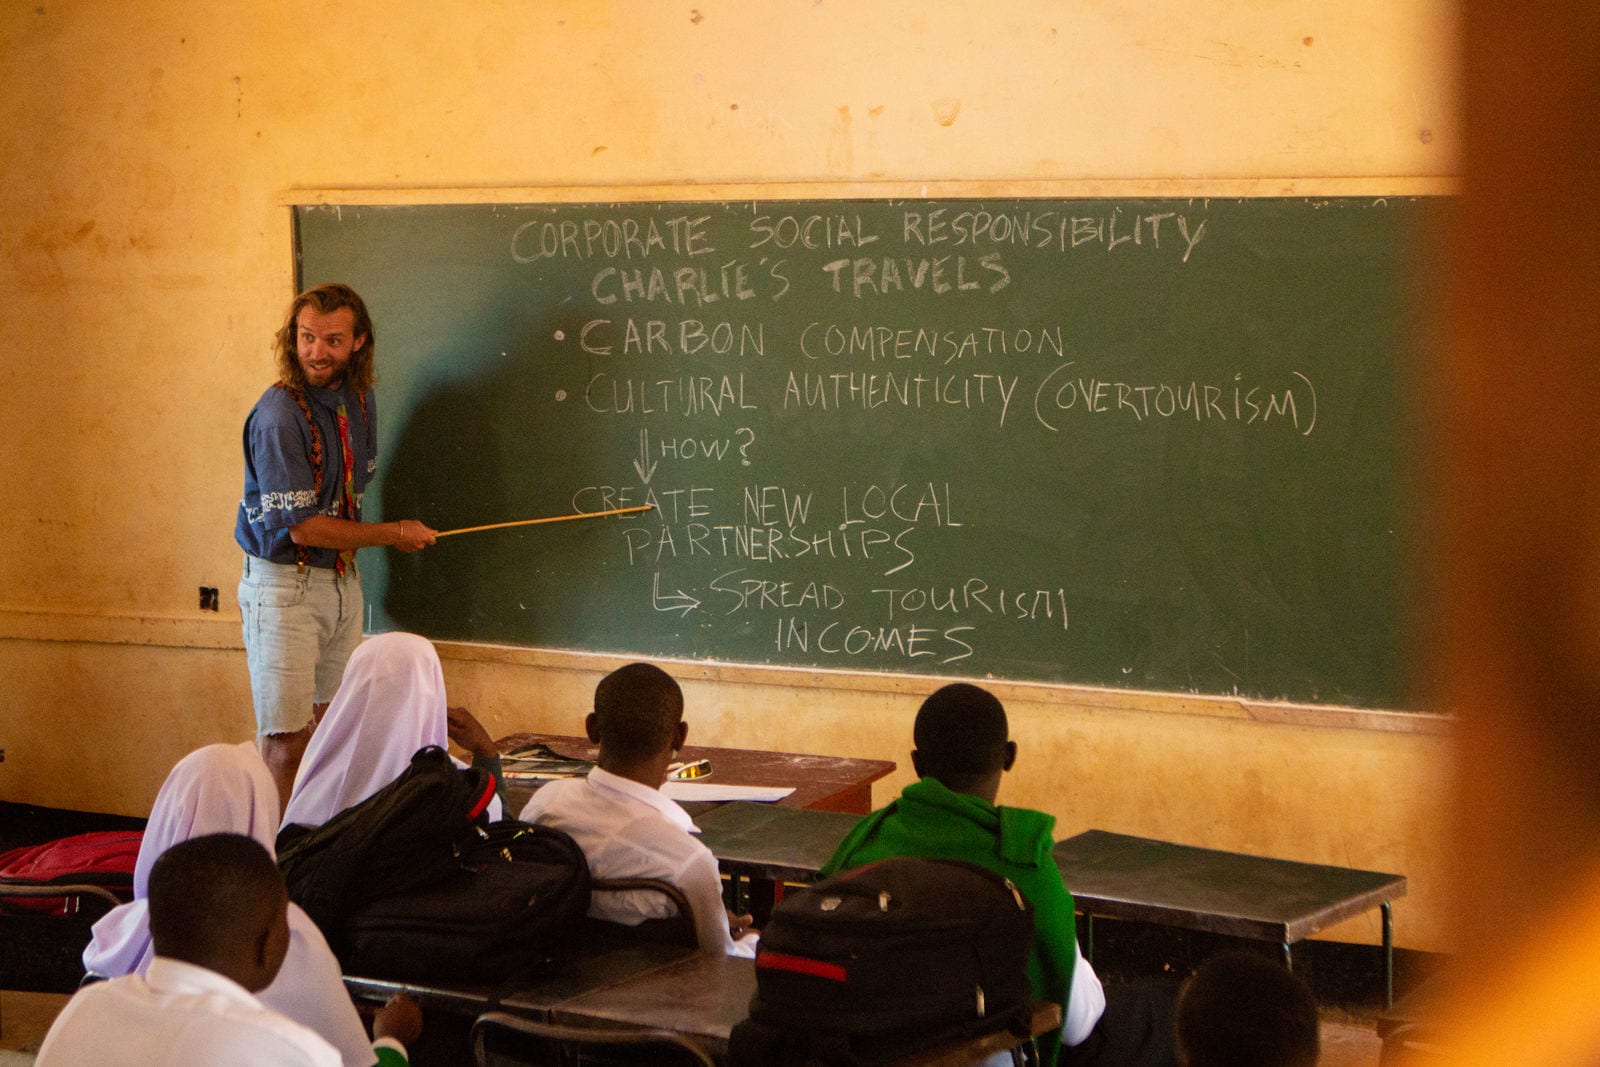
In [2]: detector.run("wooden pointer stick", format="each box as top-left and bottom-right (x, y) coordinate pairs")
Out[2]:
(434, 504), (654, 538)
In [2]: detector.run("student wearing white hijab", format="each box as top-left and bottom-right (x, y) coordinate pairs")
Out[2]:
(280, 631), (504, 829)
(82, 743), (420, 1066)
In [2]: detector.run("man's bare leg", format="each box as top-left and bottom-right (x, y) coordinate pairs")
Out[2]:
(260, 719), (315, 813)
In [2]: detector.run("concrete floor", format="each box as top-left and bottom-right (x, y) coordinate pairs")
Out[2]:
(1322, 1017), (1384, 1067)
(0, 991), (64, 1061)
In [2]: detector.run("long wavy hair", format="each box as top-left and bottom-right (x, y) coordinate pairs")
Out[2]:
(274, 283), (377, 393)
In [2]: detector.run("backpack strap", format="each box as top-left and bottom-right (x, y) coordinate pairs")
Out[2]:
(271, 386), (369, 570)
(274, 383), (323, 569)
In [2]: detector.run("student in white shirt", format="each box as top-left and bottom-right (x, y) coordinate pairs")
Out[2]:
(519, 661), (757, 957)
(81, 741), (417, 1066)
(40, 833), (353, 1067)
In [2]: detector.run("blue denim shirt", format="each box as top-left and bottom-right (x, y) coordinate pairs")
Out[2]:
(235, 382), (377, 567)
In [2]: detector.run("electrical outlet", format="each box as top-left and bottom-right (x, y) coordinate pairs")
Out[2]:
(199, 586), (220, 611)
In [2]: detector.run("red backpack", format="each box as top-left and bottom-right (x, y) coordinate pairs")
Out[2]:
(0, 831), (143, 917)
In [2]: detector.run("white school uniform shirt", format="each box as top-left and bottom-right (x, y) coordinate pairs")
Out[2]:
(519, 767), (757, 958)
(283, 631), (502, 829)
(81, 742), (388, 1067)
(37, 957), (343, 1067)
(973, 942), (1105, 1066)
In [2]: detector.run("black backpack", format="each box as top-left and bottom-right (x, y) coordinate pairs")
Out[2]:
(341, 818), (591, 984)
(277, 746), (590, 982)
(729, 857), (1036, 1066)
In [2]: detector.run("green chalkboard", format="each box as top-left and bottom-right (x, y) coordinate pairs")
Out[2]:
(295, 197), (1434, 708)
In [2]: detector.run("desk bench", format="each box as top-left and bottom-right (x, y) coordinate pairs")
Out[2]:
(1052, 829), (1407, 1006)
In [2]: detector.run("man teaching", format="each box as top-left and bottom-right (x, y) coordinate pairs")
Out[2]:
(235, 283), (437, 803)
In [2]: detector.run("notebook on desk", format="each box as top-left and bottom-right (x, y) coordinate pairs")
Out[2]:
(664, 782), (794, 803)
(500, 743), (595, 781)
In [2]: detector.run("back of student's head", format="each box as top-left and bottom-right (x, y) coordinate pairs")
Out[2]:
(593, 662), (684, 763)
(147, 832), (287, 983)
(1176, 951), (1320, 1067)
(912, 682), (1010, 791)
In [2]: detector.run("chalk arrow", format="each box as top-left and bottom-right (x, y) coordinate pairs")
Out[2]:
(633, 428), (659, 485)
(652, 572), (700, 616)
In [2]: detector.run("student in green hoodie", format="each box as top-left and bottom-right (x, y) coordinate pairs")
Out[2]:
(821, 682), (1172, 1067)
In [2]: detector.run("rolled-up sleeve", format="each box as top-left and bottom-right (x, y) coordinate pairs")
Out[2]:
(247, 406), (321, 531)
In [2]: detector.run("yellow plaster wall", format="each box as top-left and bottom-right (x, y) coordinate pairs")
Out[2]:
(0, 1), (1458, 951)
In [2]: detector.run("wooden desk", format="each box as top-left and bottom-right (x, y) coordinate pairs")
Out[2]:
(1053, 829), (1407, 1006)
(495, 733), (894, 815)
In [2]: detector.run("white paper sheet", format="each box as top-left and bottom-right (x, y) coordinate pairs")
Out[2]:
(660, 781), (795, 803)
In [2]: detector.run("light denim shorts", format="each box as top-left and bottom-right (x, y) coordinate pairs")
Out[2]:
(238, 555), (364, 735)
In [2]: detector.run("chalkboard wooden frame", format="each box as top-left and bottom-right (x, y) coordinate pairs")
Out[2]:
(293, 189), (1442, 711)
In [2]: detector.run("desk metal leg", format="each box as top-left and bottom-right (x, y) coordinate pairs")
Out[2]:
(1282, 942), (1293, 971)
(723, 873), (746, 917)
(1082, 914), (1095, 963)
(1382, 901), (1394, 1009)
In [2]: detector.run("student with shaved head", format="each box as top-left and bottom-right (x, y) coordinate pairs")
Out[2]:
(39, 834), (343, 1066)
(518, 662), (757, 956)
(821, 683), (1169, 1067)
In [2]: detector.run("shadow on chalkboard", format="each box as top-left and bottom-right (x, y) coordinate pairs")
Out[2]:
(377, 305), (617, 644)
(381, 367), (509, 637)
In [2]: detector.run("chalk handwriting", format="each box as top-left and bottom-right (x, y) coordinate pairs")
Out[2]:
(709, 569), (846, 614)
(512, 214), (715, 262)
(591, 259), (790, 306)
(585, 373), (758, 416)
(651, 572), (702, 616)
(782, 371), (1018, 427)
(487, 199), (1369, 683)
(839, 482), (960, 529)
(1033, 362), (1319, 436)
(580, 318), (766, 358)
(871, 580), (1069, 631)
(900, 206), (1207, 262)
(748, 213), (882, 251)
(621, 521), (918, 575)
(773, 617), (977, 665)
(820, 253), (1011, 297)
(799, 323), (1064, 364)
(572, 484), (714, 523)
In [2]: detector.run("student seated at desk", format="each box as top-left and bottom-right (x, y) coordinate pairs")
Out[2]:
(1174, 951), (1319, 1067)
(82, 742), (419, 1067)
(821, 683), (1173, 1067)
(518, 662), (758, 958)
(41, 834), (386, 1067)
(282, 631), (505, 829)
